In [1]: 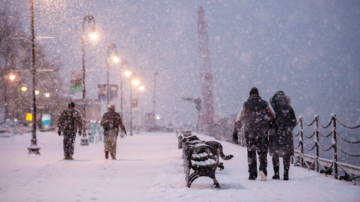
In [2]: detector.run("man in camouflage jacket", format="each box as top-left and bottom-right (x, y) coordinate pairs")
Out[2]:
(58, 102), (83, 160)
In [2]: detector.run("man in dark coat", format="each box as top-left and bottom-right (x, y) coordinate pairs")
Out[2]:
(233, 87), (275, 180)
(101, 105), (126, 160)
(58, 102), (83, 160)
(269, 91), (296, 180)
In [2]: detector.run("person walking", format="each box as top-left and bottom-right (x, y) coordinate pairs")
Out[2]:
(233, 87), (275, 181)
(269, 91), (296, 181)
(58, 102), (83, 160)
(101, 105), (126, 160)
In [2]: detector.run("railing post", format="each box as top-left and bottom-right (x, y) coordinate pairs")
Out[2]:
(299, 116), (304, 167)
(315, 115), (319, 172)
(332, 113), (338, 179)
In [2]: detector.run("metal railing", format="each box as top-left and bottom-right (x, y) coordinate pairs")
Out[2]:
(292, 114), (360, 185)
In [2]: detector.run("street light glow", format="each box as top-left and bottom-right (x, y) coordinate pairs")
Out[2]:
(132, 79), (140, 86)
(9, 74), (16, 81)
(139, 86), (145, 91)
(45, 93), (50, 98)
(124, 70), (132, 77)
(90, 28), (98, 40)
(21, 86), (27, 92)
(156, 116), (160, 120)
(112, 55), (120, 63)
(35, 90), (40, 95)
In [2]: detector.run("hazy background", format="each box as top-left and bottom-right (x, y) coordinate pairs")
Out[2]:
(1, 0), (360, 128)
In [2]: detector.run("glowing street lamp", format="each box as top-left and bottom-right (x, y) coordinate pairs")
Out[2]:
(21, 86), (28, 92)
(35, 90), (40, 95)
(132, 79), (140, 86)
(124, 69), (132, 77)
(90, 28), (98, 40)
(45, 93), (50, 98)
(9, 74), (16, 81)
(81, 14), (98, 146)
(112, 55), (120, 63)
(139, 85), (145, 91)
(156, 116), (160, 120)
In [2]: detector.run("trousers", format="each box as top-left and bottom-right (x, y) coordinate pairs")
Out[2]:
(104, 135), (117, 158)
(272, 153), (291, 170)
(246, 137), (268, 177)
(63, 132), (76, 157)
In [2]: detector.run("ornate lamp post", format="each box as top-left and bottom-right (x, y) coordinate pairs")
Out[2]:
(28, 0), (40, 154)
(81, 14), (98, 146)
(153, 72), (159, 131)
(106, 44), (119, 105)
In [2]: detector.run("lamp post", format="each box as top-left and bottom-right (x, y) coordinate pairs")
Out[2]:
(28, 0), (40, 154)
(119, 61), (128, 137)
(81, 14), (97, 146)
(153, 72), (159, 131)
(129, 74), (140, 136)
(106, 44), (119, 105)
(4, 73), (16, 120)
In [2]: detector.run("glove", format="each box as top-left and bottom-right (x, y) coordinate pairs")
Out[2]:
(233, 132), (238, 144)
(58, 130), (61, 136)
(78, 131), (82, 136)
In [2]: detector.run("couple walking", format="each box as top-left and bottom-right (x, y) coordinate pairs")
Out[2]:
(233, 87), (297, 181)
(57, 103), (126, 160)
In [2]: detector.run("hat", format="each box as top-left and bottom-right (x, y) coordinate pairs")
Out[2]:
(68, 102), (75, 108)
(108, 105), (115, 111)
(249, 87), (259, 96)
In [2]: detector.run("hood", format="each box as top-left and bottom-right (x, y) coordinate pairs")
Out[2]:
(270, 91), (291, 109)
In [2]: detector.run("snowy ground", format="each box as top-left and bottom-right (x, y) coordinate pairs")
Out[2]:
(0, 132), (359, 202)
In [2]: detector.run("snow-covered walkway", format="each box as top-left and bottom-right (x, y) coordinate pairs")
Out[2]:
(0, 132), (359, 202)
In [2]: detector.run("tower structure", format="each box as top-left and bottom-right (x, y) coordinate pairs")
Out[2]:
(197, 6), (214, 135)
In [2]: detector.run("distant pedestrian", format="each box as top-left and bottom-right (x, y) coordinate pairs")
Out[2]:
(101, 105), (126, 160)
(58, 102), (83, 160)
(233, 87), (275, 181)
(269, 91), (297, 181)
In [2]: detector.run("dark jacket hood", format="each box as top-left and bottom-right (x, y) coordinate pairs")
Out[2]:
(270, 91), (291, 110)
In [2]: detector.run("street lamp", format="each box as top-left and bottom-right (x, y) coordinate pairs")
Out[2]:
(124, 69), (132, 77)
(120, 61), (128, 134)
(4, 73), (16, 121)
(81, 14), (97, 146)
(21, 86), (27, 92)
(28, 0), (40, 154)
(35, 90), (40, 95)
(128, 72), (141, 136)
(9, 74), (16, 81)
(106, 44), (119, 105)
(139, 85), (144, 91)
(45, 93), (50, 98)
(153, 72), (159, 131)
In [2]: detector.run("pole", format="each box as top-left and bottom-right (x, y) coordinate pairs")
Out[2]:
(3, 76), (8, 121)
(130, 82), (133, 136)
(106, 52), (109, 105)
(80, 16), (88, 146)
(332, 113), (338, 179)
(28, 0), (40, 154)
(120, 63), (123, 136)
(299, 116), (303, 167)
(153, 72), (158, 130)
(315, 115), (319, 172)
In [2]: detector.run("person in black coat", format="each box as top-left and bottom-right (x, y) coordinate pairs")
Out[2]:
(233, 87), (275, 180)
(269, 91), (297, 180)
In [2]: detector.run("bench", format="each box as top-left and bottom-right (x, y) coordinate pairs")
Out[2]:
(177, 130), (192, 149)
(184, 144), (220, 188)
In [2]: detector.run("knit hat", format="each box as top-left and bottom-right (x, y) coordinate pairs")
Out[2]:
(249, 87), (259, 96)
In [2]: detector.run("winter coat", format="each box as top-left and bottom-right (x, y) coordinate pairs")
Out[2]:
(58, 108), (82, 134)
(233, 94), (275, 141)
(269, 91), (297, 156)
(101, 109), (126, 137)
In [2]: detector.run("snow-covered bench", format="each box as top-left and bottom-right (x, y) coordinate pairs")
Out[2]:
(184, 144), (220, 188)
(177, 130), (192, 149)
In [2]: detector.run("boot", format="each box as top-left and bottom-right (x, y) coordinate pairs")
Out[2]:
(68, 156), (74, 160)
(248, 173), (257, 180)
(272, 166), (280, 180)
(283, 168), (289, 181)
(105, 151), (109, 159)
(63, 156), (69, 160)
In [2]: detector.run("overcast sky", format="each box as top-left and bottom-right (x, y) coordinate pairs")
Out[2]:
(2, 0), (360, 127)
